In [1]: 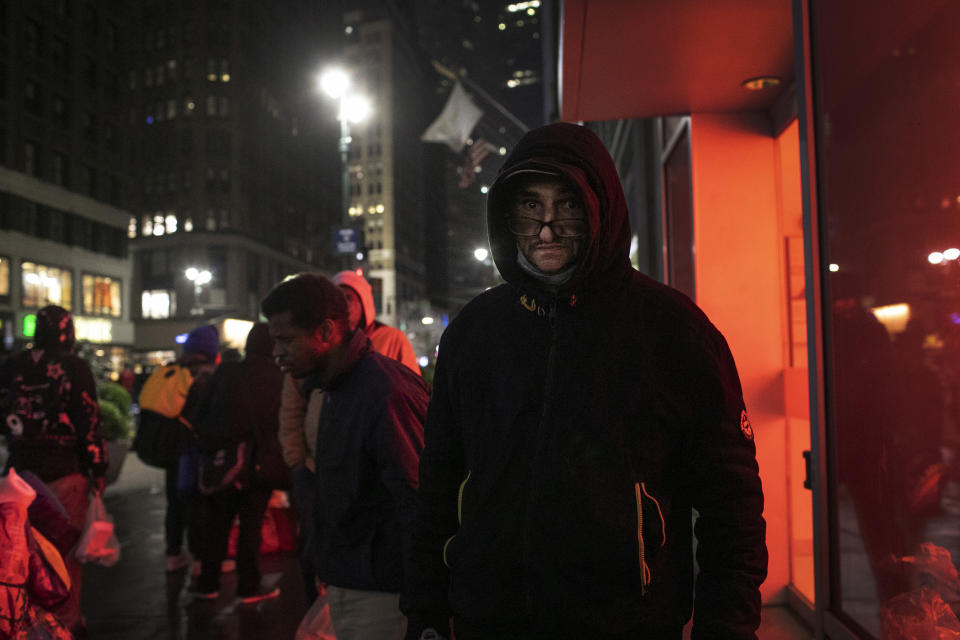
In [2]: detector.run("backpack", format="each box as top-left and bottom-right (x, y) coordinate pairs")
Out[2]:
(138, 364), (193, 418)
(133, 364), (195, 468)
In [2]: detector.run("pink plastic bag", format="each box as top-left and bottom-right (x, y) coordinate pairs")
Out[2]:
(75, 494), (120, 566)
(881, 586), (960, 640)
(295, 592), (337, 640)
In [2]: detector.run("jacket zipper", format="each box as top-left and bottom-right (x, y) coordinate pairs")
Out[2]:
(634, 481), (666, 595)
(442, 470), (472, 568)
(522, 298), (560, 616)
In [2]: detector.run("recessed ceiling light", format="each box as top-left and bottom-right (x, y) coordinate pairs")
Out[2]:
(742, 76), (782, 91)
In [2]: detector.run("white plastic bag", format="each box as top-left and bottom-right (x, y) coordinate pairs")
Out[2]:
(295, 592), (337, 640)
(75, 494), (121, 566)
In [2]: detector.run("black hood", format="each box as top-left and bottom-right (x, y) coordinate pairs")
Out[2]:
(487, 122), (632, 294)
(34, 305), (75, 352)
(244, 322), (275, 359)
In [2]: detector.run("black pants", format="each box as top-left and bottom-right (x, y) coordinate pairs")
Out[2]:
(195, 487), (272, 595)
(290, 464), (318, 603)
(164, 464), (187, 555)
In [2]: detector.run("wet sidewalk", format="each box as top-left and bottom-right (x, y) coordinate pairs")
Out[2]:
(81, 454), (810, 640)
(82, 455), (309, 640)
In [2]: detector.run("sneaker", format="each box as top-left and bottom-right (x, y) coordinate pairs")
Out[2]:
(188, 586), (219, 601)
(238, 586), (280, 604)
(166, 552), (190, 572)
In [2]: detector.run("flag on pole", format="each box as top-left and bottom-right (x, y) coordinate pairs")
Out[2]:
(421, 82), (484, 153)
(458, 138), (493, 188)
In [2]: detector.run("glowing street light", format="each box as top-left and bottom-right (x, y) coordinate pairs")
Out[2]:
(185, 266), (213, 315)
(342, 94), (372, 124)
(317, 65), (373, 273)
(929, 251), (945, 265)
(474, 247), (489, 262)
(319, 67), (349, 99)
(945, 248), (960, 261)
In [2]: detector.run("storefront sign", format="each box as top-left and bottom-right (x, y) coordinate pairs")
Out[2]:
(334, 228), (359, 254)
(222, 318), (254, 349)
(22, 314), (36, 338)
(74, 316), (113, 343)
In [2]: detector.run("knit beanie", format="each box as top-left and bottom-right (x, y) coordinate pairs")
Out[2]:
(183, 324), (219, 360)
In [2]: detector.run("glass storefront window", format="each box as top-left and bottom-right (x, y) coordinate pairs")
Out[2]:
(82, 274), (121, 317)
(0, 256), (9, 301)
(21, 262), (72, 310)
(142, 289), (175, 319)
(813, 2), (960, 636)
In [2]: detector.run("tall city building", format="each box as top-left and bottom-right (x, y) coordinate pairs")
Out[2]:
(0, 0), (135, 376)
(335, 2), (438, 333)
(415, 0), (548, 312)
(123, 0), (341, 358)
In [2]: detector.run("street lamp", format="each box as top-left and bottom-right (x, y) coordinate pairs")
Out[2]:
(185, 266), (212, 315)
(318, 66), (372, 225)
(474, 246), (499, 285)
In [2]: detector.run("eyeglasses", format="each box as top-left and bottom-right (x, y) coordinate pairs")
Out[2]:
(507, 217), (587, 238)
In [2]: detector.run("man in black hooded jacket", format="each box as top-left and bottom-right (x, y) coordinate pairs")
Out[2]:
(401, 123), (767, 640)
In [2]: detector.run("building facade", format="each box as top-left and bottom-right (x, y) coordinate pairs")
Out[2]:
(122, 0), (340, 356)
(339, 6), (435, 332)
(0, 0), (134, 377)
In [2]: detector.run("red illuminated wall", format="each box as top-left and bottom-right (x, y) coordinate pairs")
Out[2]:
(688, 112), (800, 602)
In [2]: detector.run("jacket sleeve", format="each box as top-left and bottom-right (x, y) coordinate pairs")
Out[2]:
(688, 329), (767, 640)
(278, 374), (308, 468)
(70, 359), (108, 479)
(396, 335), (421, 377)
(400, 342), (463, 639)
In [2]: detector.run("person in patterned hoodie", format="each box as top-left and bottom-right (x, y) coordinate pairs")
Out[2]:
(0, 304), (106, 637)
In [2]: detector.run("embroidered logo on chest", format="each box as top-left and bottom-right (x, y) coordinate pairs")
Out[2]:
(739, 410), (754, 441)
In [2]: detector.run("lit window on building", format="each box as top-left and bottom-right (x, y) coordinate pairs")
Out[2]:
(128, 217), (137, 239)
(153, 214), (165, 236)
(167, 99), (177, 120)
(142, 215), (153, 236)
(0, 257), (9, 298)
(220, 59), (230, 82)
(184, 217), (194, 232)
(167, 59), (178, 80)
(207, 58), (218, 81)
(82, 274), (121, 317)
(206, 210), (217, 231)
(165, 213), (177, 233)
(142, 290), (174, 319)
(185, 97), (196, 113)
(22, 262), (72, 310)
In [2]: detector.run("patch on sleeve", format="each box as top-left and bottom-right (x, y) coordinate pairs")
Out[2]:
(739, 410), (754, 441)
